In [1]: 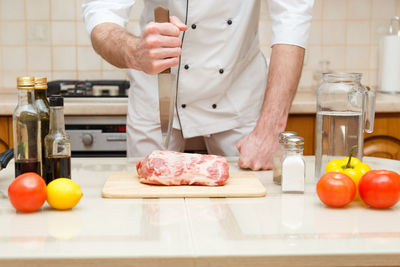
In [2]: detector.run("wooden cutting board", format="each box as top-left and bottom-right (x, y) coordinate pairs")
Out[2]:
(102, 172), (266, 198)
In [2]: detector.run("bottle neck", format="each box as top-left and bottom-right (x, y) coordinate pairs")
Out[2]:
(18, 89), (35, 106)
(49, 106), (65, 133)
(34, 89), (47, 99)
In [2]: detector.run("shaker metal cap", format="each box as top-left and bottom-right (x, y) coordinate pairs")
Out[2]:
(34, 77), (47, 90)
(16, 76), (35, 89)
(284, 136), (304, 149)
(49, 96), (64, 107)
(279, 131), (298, 143)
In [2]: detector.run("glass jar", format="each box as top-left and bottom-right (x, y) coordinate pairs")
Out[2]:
(13, 77), (42, 177)
(315, 73), (375, 181)
(273, 131), (297, 185)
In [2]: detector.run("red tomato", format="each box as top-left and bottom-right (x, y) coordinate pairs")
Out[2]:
(8, 172), (47, 213)
(317, 172), (356, 208)
(359, 170), (400, 209)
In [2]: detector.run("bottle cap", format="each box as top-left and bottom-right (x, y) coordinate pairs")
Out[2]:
(49, 96), (64, 107)
(16, 76), (35, 90)
(284, 136), (304, 150)
(34, 77), (47, 90)
(279, 131), (298, 144)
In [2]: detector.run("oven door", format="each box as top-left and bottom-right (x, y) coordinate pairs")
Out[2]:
(65, 116), (127, 157)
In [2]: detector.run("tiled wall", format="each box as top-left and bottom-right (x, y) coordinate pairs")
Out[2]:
(0, 0), (398, 92)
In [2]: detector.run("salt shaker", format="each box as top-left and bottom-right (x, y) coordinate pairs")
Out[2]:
(273, 131), (297, 185)
(282, 136), (305, 193)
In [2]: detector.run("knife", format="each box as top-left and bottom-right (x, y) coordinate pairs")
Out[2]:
(0, 149), (14, 171)
(154, 6), (176, 150)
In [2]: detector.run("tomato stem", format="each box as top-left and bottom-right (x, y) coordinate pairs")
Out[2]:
(345, 145), (358, 169)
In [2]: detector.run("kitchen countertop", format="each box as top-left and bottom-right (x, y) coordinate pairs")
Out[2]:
(0, 156), (400, 267)
(2, 91), (400, 115)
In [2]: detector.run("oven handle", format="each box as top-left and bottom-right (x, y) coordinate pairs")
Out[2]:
(106, 137), (127, 141)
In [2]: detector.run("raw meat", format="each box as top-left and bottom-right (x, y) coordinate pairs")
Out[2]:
(136, 150), (229, 186)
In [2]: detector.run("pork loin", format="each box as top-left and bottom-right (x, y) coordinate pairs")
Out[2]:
(136, 150), (229, 186)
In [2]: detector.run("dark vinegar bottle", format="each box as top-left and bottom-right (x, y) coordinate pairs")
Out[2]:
(34, 77), (50, 177)
(13, 77), (42, 177)
(44, 96), (71, 184)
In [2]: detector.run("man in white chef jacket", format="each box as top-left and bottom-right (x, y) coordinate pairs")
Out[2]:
(82, 0), (313, 170)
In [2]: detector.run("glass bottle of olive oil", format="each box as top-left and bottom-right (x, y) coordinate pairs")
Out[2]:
(13, 77), (42, 177)
(44, 96), (71, 184)
(33, 77), (50, 176)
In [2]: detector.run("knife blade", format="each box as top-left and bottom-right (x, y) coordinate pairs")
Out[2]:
(154, 6), (176, 150)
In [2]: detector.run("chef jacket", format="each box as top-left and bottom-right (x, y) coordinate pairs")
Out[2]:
(83, 0), (313, 138)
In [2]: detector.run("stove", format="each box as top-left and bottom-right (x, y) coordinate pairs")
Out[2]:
(47, 80), (130, 157)
(47, 80), (130, 98)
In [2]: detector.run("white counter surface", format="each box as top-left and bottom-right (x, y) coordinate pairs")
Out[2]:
(0, 156), (400, 266)
(1, 91), (400, 115)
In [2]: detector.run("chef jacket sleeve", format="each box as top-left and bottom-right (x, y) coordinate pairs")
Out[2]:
(82, 0), (135, 35)
(268, 0), (314, 49)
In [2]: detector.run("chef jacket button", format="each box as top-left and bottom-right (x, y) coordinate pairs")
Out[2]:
(219, 68), (224, 74)
(191, 24), (197, 29)
(181, 104), (186, 108)
(227, 19), (232, 25)
(184, 64), (189, 70)
(212, 104), (217, 109)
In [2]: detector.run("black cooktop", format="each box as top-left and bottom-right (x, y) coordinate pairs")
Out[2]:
(47, 80), (130, 98)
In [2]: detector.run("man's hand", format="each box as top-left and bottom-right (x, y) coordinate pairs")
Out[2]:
(237, 128), (278, 170)
(90, 17), (187, 74)
(127, 16), (187, 74)
(236, 44), (305, 170)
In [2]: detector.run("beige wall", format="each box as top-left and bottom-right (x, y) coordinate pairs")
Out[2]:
(0, 0), (398, 92)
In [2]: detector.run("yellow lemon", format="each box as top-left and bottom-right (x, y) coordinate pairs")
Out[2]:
(47, 178), (83, 210)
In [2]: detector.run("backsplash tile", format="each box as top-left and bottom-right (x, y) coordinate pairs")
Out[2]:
(1, 22), (25, 46)
(0, 0), (25, 20)
(51, 21), (76, 45)
(348, 0), (371, 20)
(2, 47), (26, 71)
(51, 0), (76, 20)
(26, 0), (50, 20)
(347, 21), (370, 45)
(77, 46), (101, 71)
(323, 0), (347, 20)
(372, 0), (397, 19)
(52, 46), (76, 71)
(0, 0), (399, 90)
(27, 46), (51, 71)
(322, 21), (347, 45)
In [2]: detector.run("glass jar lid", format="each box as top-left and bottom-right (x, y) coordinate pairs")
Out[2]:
(284, 136), (304, 150)
(322, 72), (362, 83)
(17, 76), (35, 90)
(279, 131), (298, 144)
(34, 77), (47, 90)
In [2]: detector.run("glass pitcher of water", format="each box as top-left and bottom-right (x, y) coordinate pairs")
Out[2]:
(315, 73), (376, 181)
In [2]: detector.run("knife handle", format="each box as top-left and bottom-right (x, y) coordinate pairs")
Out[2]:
(0, 149), (13, 169)
(154, 6), (171, 74)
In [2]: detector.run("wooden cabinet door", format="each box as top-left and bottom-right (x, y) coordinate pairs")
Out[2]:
(364, 113), (400, 160)
(0, 116), (10, 153)
(364, 135), (400, 159)
(286, 115), (315, 155)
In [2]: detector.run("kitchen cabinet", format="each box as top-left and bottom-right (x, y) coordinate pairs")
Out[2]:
(364, 113), (400, 159)
(286, 113), (400, 160)
(1, 114), (400, 160)
(285, 114), (315, 155)
(0, 116), (12, 153)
